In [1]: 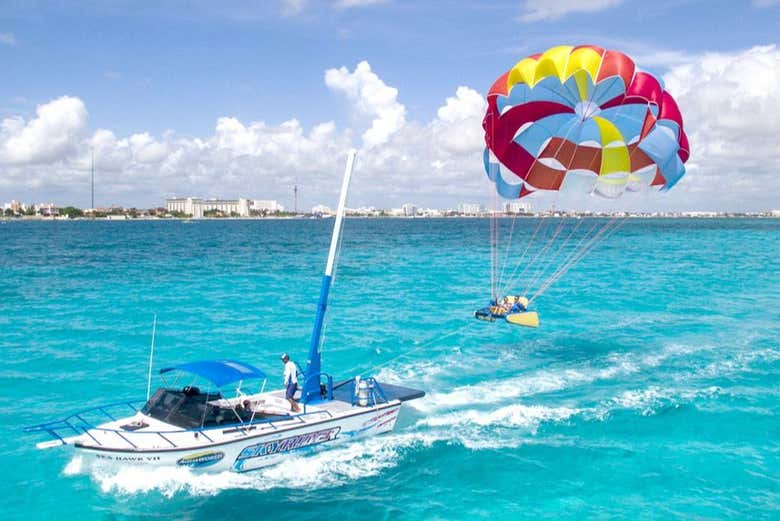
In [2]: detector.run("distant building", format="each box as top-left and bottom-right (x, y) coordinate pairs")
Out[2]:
(457, 203), (485, 215)
(681, 211), (717, 218)
(401, 203), (417, 217)
(771, 210), (780, 217)
(166, 197), (251, 218)
(346, 206), (381, 216)
(166, 197), (195, 216)
(504, 201), (531, 214)
(418, 207), (444, 217)
(7, 200), (25, 213)
(311, 205), (332, 215)
(2, 201), (60, 217)
(252, 200), (284, 213)
(35, 203), (60, 217)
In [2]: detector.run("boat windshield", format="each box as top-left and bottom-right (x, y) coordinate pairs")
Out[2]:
(142, 387), (229, 429)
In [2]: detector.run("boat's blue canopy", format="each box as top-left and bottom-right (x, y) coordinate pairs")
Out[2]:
(159, 359), (267, 387)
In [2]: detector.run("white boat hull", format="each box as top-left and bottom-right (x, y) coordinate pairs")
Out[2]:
(76, 402), (402, 473)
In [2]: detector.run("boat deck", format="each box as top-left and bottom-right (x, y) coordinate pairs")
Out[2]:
(330, 379), (425, 404)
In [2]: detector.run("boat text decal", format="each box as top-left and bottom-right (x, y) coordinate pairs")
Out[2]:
(94, 453), (161, 463)
(361, 409), (397, 426)
(235, 427), (341, 461)
(176, 451), (225, 468)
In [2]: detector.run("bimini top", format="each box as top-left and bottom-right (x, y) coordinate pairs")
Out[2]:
(159, 359), (267, 387)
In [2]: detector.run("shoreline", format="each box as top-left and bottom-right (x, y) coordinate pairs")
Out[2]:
(2, 214), (778, 222)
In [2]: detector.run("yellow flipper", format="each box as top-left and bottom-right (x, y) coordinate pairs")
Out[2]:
(505, 311), (539, 328)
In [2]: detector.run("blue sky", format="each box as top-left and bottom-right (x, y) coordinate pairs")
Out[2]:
(1, 1), (779, 210)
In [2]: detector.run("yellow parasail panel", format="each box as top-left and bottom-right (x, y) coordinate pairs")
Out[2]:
(563, 47), (603, 83)
(593, 116), (630, 175)
(507, 58), (539, 90)
(601, 147), (631, 176)
(532, 45), (574, 85)
(592, 116), (624, 145)
(571, 69), (591, 102)
(506, 311), (540, 328)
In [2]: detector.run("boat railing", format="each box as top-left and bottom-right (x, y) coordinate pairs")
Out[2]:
(24, 398), (338, 449)
(23, 400), (143, 447)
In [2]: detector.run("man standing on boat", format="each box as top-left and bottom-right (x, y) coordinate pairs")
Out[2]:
(281, 353), (301, 412)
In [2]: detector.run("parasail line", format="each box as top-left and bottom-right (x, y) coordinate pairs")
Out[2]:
(530, 217), (614, 301)
(344, 321), (477, 378)
(495, 209), (519, 295)
(497, 214), (548, 299)
(524, 216), (585, 295)
(500, 214), (556, 298)
(537, 216), (626, 298)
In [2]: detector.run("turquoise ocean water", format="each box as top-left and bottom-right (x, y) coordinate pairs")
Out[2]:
(1, 218), (778, 520)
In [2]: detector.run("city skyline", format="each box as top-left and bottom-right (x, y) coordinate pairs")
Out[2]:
(1, 2), (779, 211)
(6, 194), (779, 221)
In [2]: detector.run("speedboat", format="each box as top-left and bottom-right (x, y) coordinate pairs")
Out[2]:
(25, 360), (422, 472)
(24, 150), (425, 472)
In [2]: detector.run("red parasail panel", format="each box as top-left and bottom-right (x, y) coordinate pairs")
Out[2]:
(597, 49), (636, 88)
(525, 162), (568, 191)
(488, 71), (510, 98)
(626, 72), (663, 106)
(658, 91), (684, 130)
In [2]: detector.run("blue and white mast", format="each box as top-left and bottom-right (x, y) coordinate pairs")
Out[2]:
(301, 150), (357, 403)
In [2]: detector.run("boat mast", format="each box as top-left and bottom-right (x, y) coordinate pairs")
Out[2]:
(146, 314), (157, 401)
(301, 150), (357, 404)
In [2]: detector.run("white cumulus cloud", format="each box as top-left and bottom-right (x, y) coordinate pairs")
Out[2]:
(662, 45), (780, 210)
(325, 61), (406, 148)
(431, 86), (486, 155)
(2, 51), (779, 212)
(0, 96), (87, 164)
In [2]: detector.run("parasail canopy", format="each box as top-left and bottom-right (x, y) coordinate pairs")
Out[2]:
(483, 45), (690, 200)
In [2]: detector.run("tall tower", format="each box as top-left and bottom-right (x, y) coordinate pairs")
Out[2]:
(91, 148), (95, 213)
(294, 183), (298, 214)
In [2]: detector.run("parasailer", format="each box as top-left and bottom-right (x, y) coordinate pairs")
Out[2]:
(476, 44), (690, 328)
(474, 294), (539, 327)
